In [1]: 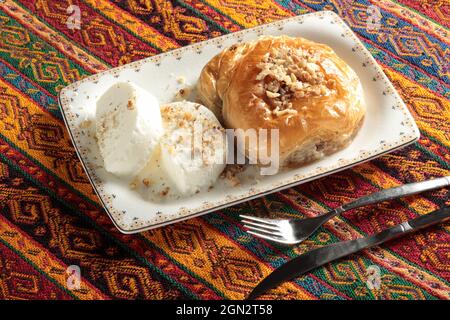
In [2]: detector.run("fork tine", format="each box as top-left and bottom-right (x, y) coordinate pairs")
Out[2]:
(246, 230), (285, 243)
(243, 224), (284, 237)
(239, 215), (279, 227)
(241, 220), (280, 232)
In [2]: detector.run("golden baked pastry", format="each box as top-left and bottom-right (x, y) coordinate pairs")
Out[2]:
(197, 35), (366, 167)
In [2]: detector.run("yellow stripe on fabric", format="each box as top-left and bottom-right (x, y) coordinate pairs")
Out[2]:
(82, 0), (180, 52)
(0, 212), (107, 300)
(279, 190), (450, 299)
(0, 79), (99, 203)
(2, 1), (108, 73)
(383, 68), (450, 148)
(0, 78), (313, 299)
(143, 219), (314, 300)
(0, 74), (313, 300)
(201, 0), (293, 28)
(2, 0), (447, 300)
(372, 0), (450, 44)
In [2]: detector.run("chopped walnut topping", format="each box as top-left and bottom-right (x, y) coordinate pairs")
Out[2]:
(177, 76), (186, 84)
(256, 45), (337, 117)
(142, 178), (152, 187)
(228, 176), (240, 187)
(327, 79), (336, 88)
(273, 108), (297, 117)
(266, 90), (280, 98)
(160, 187), (170, 196)
(127, 99), (135, 110)
(79, 120), (92, 129)
(175, 87), (191, 100)
(266, 80), (280, 92)
(129, 182), (137, 190)
(183, 112), (194, 121)
(220, 165), (244, 186)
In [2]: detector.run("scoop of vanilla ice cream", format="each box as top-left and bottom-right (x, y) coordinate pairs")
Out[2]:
(159, 101), (227, 196)
(96, 82), (163, 177)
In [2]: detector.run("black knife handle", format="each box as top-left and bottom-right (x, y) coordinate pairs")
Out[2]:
(408, 206), (450, 229)
(247, 206), (450, 300)
(341, 177), (450, 212)
(318, 206), (450, 267)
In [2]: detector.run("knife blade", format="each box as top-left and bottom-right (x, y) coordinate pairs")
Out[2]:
(247, 206), (450, 300)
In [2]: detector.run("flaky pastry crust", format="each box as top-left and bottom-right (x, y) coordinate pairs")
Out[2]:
(197, 36), (365, 167)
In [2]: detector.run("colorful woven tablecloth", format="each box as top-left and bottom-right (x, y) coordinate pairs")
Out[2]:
(0, 0), (449, 300)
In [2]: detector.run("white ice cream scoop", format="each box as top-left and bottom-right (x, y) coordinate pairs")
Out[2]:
(96, 82), (163, 177)
(158, 101), (227, 196)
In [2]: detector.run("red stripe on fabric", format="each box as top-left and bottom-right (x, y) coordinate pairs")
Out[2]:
(16, 0), (158, 66)
(0, 214), (109, 299)
(0, 240), (73, 300)
(216, 213), (351, 300)
(396, 0), (450, 29)
(171, 0), (241, 33)
(199, 215), (318, 299)
(0, 137), (222, 299)
(290, 173), (450, 282)
(0, 3), (107, 74)
(276, 192), (448, 299)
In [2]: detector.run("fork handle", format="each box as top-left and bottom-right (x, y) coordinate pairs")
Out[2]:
(332, 176), (450, 216)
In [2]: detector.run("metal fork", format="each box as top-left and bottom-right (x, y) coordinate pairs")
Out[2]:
(240, 176), (450, 245)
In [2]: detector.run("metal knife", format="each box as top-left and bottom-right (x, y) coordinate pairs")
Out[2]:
(247, 206), (450, 300)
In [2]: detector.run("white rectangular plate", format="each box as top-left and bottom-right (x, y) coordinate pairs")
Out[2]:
(59, 11), (420, 234)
